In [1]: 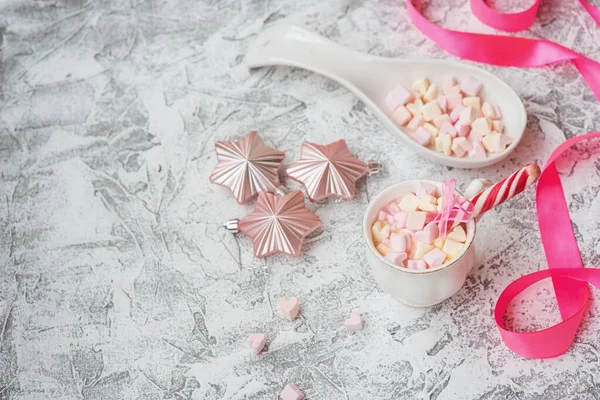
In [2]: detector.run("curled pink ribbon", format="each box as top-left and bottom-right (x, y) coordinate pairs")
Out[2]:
(432, 179), (473, 238)
(405, 0), (600, 358)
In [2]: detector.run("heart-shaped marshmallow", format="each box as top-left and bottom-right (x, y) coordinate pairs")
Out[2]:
(279, 297), (300, 321)
(247, 333), (266, 355)
(344, 312), (363, 331)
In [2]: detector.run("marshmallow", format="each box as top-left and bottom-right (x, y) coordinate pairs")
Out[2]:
(407, 99), (424, 116)
(280, 384), (305, 400)
(411, 240), (434, 260)
(460, 76), (482, 96)
(393, 212), (408, 229)
(377, 210), (389, 221)
(390, 232), (410, 252)
(382, 239), (391, 247)
(482, 133), (505, 153)
(437, 96), (448, 113)
(385, 251), (407, 266)
(416, 182), (437, 197)
(398, 193), (421, 212)
(392, 105), (413, 126)
(451, 137), (473, 157)
(454, 121), (471, 137)
(421, 101), (443, 122)
(412, 78), (430, 95)
(376, 242), (392, 256)
(433, 237), (445, 249)
(406, 211), (427, 231)
(462, 96), (481, 110)
(442, 238), (464, 259)
(423, 247), (447, 269)
(449, 104), (464, 123)
(418, 195), (437, 211)
(386, 214), (395, 225)
(415, 222), (439, 245)
(280, 298), (300, 321)
(444, 78), (462, 95)
(247, 333), (266, 355)
(468, 139), (487, 159)
(407, 259), (427, 270)
(412, 127), (432, 146)
(491, 119), (504, 133)
(435, 133), (452, 156)
(471, 117), (492, 137)
(344, 312), (363, 331)
(448, 225), (467, 242)
(385, 86), (414, 111)
(423, 83), (439, 102)
(423, 122), (439, 137)
(407, 115), (424, 132)
(492, 103), (502, 119)
(445, 94), (463, 111)
(386, 202), (400, 214)
(440, 122), (457, 138)
(372, 221), (391, 242)
(459, 106), (478, 125)
(433, 114), (451, 129)
(481, 102), (497, 119)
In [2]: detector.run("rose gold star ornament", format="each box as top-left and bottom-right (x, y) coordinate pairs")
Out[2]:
(210, 131), (286, 204)
(225, 191), (320, 258)
(286, 140), (381, 202)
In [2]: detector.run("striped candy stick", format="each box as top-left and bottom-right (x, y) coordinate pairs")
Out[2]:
(469, 163), (541, 220)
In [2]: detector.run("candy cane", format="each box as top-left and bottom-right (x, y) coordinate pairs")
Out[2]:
(469, 163), (541, 220)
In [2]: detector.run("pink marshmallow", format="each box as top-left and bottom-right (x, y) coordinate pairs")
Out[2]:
(468, 141), (487, 159)
(437, 96), (448, 113)
(445, 94), (463, 111)
(439, 122), (457, 138)
(414, 222), (439, 245)
(406, 211), (427, 231)
(385, 202), (400, 214)
(385, 85), (414, 111)
(444, 78), (462, 95)
(392, 105), (413, 126)
(382, 239), (391, 246)
(433, 114), (451, 129)
(423, 248), (447, 269)
(460, 76), (482, 96)
(385, 251), (407, 266)
(280, 384), (305, 400)
(454, 121), (471, 137)
(247, 333), (266, 355)
(407, 259), (427, 270)
(390, 232), (410, 252)
(377, 210), (389, 221)
(449, 104), (464, 123)
(386, 215), (395, 225)
(394, 211), (408, 228)
(344, 312), (363, 331)
(416, 182), (437, 198)
(412, 127), (432, 146)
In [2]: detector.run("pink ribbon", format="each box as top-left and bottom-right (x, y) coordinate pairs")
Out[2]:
(432, 179), (473, 238)
(405, 0), (600, 358)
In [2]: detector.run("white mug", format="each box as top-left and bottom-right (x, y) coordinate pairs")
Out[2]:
(363, 179), (483, 308)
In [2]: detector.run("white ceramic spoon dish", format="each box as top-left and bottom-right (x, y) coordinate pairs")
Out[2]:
(246, 24), (527, 169)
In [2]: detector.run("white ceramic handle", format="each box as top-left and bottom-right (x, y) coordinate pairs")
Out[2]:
(246, 24), (369, 88)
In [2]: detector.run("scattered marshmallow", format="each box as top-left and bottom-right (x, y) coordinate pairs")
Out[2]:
(385, 251), (407, 266)
(471, 117), (492, 137)
(407, 99), (424, 116)
(423, 123), (439, 137)
(442, 238), (464, 259)
(372, 221), (391, 242)
(412, 127), (432, 146)
(423, 83), (439, 102)
(451, 137), (473, 157)
(435, 133), (452, 156)
(411, 241), (434, 260)
(423, 247), (447, 269)
(448, 225), (467, 242)
(394, 211), (408, 228)
(445, 94), (463, 111)
(376, 242), (392, 256)
(280, 384), (305, 400)
(433, 114), (451, 129)
(408, 259), (427, 270)
(280, 298), (300, 321)
(385, 86), (414, 111)
(412, 78), (430, 95)
(440, 122), (457, 138)
(437, 96), (448, 113)
(344, 312), (363, 331)
(247, 333), (266, 355)
(392, 105), (413, 126)
(462, 96), (481, 111)
(421, 101), (443, 122)
(399, 193), (421, 212)
(449, 104), (464, 123)
(406, 211), (427, 231)
(390, 232), (411, 252)
(407, 115), (424, 132)
(460, 76), (482, 96)
(444, 78), (462, 95)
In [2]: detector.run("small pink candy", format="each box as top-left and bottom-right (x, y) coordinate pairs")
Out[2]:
(386, 202), (400, 214)
(344, 312), (363, 331)
(377, 210), (389, 221)
(423, 248), (447, 269)
(407, 259), (427, 270)
(247, 333), (266, 355)
(412, 127), (432, 146)
(390, 232), (410, 252)
(385, 85), (414, 111)
(280, 384), (305, 400)
(386, 214), (395, 225)
(444, 78), (461, 95)
(382, 238), (391, 246)
(468, 140), (487, 159)
(454, 121), (471, 137)
(449, 104), (464, 123)
(437, 96), (448, 113)
(460, 76), (482, 96)
(415, 222), (439, 245)
(433, 114), (451, 129)
(416, 182), (436, 198)
(439, 122), (457, 138)
(407, 115), (424, 132)
(385, 252), (407, 266)
(394, 211), (408, 228)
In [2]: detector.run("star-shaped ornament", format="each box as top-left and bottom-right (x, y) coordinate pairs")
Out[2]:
(286, 140), (370, 202)
(210, 131), (285, 204)
(238, 191), (321, 258)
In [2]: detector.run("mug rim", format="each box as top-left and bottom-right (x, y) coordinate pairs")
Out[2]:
(363, 179), (476, 275)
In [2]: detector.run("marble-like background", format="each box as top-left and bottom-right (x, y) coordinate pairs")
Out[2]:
(2, 0), (600, 399)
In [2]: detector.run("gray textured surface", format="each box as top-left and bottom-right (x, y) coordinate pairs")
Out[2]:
(2, 0), (600, 399)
